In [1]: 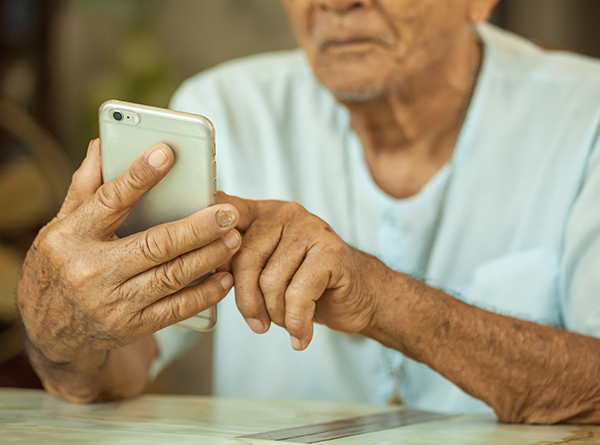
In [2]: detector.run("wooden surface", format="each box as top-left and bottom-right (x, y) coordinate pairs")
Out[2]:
(1, 388), (599, 444)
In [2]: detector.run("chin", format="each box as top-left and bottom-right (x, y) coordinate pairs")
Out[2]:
(330, 87), (386, 102)
(317, 71), (388, 102)
(311, 54), (392, 102)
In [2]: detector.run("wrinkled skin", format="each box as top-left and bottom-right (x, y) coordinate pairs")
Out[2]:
(218, 195), (391, 349)
(281, 0), (493, 100)
(17, 0), (600, 424)
(18, 141), (241, 401)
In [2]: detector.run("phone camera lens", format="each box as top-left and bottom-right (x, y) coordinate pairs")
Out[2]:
(113, 111), (123, 121)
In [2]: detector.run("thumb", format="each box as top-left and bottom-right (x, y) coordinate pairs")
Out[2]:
(216, 191), (258, 233)
(76, 143), (174, 239)
(56, 139), (102, 220)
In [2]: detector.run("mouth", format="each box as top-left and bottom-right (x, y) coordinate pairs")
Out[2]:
(324, 37), (372, 47)
(321, 37), (384, 53)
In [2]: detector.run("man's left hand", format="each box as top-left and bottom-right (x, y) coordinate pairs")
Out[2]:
(217, 192), (386, 350)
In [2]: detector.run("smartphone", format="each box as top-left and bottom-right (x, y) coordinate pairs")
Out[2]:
(99, 100), (217, 332)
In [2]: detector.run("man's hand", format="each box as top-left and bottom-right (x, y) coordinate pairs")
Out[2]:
(18, 140), (241, 400)
(217, 193), (388, 351)
(219, 192), (600, 424)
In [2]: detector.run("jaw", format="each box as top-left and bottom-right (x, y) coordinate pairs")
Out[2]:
(306, 23), (480, 105)
(308, 47), (399, 102)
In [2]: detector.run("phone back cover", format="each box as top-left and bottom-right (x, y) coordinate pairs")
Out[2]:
(99, 100), (217, 332)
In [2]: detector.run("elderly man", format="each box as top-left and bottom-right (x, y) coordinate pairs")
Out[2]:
(17, 0), (600, 424)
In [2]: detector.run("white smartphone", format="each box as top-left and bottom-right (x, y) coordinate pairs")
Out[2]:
(99, 99), (218, 332)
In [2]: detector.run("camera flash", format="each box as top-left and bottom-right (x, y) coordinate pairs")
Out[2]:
(133, 116), (140, 123)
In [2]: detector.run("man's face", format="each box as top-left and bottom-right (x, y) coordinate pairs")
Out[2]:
(281, 0), (479, 101)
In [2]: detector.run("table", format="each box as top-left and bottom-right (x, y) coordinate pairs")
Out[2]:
(1, 388), (599, 444)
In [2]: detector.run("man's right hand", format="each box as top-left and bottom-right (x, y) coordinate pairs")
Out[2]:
(17, 140), (240, 385)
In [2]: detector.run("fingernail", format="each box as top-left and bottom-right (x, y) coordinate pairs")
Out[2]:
(223, 231), (240, 249)
(216, 209), (236, 228)
(220, 273), (234, 291)
(291, 336), (302, 350)
(87, 140), (95, 155)
(148, 148), (168, 168)
(247, 318), (265, 333)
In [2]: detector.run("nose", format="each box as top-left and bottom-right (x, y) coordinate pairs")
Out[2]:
(318, 0), (370, 14)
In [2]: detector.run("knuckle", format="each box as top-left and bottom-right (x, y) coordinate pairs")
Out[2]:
(70, 168), (83, 185)
(285, 309), (306, 331)
(317, 240), (346, 259)
(115, 289), (139, 321)
(125, 162), (151, 191)
(285, 292), (313, 327)
(191, 287), (211, 311)
(139, 227), (176, 263)
(286, 310), (303, 325)
(169, 294), (200, 321)
(133, 308), (152, 332)
(36, 228), (75, 270)
(36, 228), (60, 256)
(258, 270), (279, 294)
(167, 300), (184, 321)
(156, 258), (187, 293)
(284, 286), (306, 307)
(95, 162), (151, 212)
(194, 211), (218, 240)
(334, 243), (352, 262)
(182, 219), (211, 248)
(95, 183), (125, 212)
(284, 287), (316, 318)
(282, 201), (305, 216)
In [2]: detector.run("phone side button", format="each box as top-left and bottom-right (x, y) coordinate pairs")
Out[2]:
(212, 143), (216, 156)
(212, 161), (217, 178)
(213, 178), (217, 196)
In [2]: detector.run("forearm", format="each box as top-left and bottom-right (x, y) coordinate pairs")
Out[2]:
(363, 271), (600, 424)
(24, 330), (157, 404)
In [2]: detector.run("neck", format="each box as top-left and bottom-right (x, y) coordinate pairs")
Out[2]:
(339, 27), (482, 199)
(341, 27), (482, 159)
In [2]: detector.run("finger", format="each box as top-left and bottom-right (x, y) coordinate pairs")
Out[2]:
(216, 258), (232, 273)
(231, 223), (282, 334)
(76, 143), (174, 239)
(216, 191), (260, 233)
(284, 255), (330, 351)
(139, 272), (234, 331)
(115, 204), (240, 277)
(57, 139), (102, 219)
(259, 234), (308, 327)
(123, 230), (241, 308)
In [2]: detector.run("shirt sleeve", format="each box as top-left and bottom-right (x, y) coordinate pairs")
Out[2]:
(560, 133), (600, 336)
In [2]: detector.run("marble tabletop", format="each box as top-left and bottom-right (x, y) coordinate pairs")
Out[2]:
(1, 388), (599, 444)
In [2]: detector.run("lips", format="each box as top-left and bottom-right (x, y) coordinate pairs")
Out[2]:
(322, 38), (376, 50)
(313, 23), (394, 52)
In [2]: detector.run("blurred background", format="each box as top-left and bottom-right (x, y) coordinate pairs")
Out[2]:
(1, 0), (600, 395)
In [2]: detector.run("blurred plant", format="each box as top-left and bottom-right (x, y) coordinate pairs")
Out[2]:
(80, 1), (180, 155)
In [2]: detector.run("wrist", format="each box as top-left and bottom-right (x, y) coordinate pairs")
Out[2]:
(360, 269), (415, 345)
(21, 320), (108, 372)
(351, 251), (402, 336)
(18, 288), (102, 365)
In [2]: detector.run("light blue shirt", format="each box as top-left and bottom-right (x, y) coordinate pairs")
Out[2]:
(153, 23), (600, 415)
